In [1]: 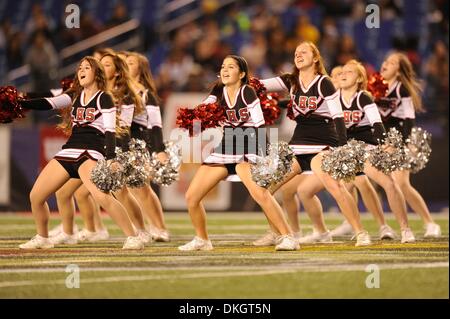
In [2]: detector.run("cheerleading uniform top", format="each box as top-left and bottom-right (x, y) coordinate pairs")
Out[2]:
(131, 89), (165, 153)
(339, 89), (386, 146)
(20, 90), (116, 161)
(202, 84), (266, 165)
(261, 74), (347, 155)
(376, 81), (415, 140)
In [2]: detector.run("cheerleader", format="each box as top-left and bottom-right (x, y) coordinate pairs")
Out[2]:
(18, 56), (143, 249)
(377, 52), (441, 237)
(296, 60), (415, 243)
(125, 51), (170, 242)
(259, 42), (371, 247)
(178, 55), (299, 251)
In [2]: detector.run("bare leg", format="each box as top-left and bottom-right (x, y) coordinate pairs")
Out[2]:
(130, 185), (167, 230)
(310, 153), (365, 233)
(55, 179), (83, 234)
(185, 165), (228, 240)
(77, 160), (136, 237)
(74, 185), (97, 232)
(280, 175), (302, 233)
(236, 162), (291, 235)
(392, 170), (434, 224)
(366, 164), (409, 229)
(353, 174), (386, 227)
(29, 160), (71, 237)
(113, 186), (146, 231)
(297, 174), (328, 233)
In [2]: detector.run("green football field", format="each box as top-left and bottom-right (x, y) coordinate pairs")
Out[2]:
(0, 212), (448, 299)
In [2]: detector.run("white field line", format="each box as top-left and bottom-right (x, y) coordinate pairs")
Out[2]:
(0, 262), (447, 288)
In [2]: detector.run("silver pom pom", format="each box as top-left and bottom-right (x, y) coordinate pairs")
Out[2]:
(321, 139), (368, 182)
(250, 142), (295, 189)
(368, 127), (407, 175)
(404, 127), (432, 173)
(123, 139), (151, 188)
(149, 141), (182, 186)
(90, 159), (124, 193)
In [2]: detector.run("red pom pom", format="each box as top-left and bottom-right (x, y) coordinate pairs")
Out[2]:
(249, 77), (281, 125)
(60, 77), (74, 92)
(176, 103), (225, 136)
(0, 86), (26, 123)
(286, 100), (296, 120)
(367, 73), (388, 101)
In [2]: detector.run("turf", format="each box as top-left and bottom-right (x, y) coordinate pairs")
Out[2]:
(0, 212), (448, 298)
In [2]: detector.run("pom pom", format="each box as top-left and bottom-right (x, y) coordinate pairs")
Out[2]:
(250, 141), (295, 188)
(176, 103), (225, 136)
(90, 159), (124, 193)
(119, 139), (151, 188)
(149, 141), (182, 186)
(60, 77), (74, 92)
(0, 86), (26, 123)
(367, 73), (388, 101)
(321, 139), (368, 182)
(368, 128), (407, 174)
(404, 127), (432, 173)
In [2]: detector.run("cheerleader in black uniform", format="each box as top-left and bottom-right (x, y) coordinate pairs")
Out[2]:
(178, 55), (299, 251)
(378, 52), (441, 237)
(18, 56), (143, 249)
(260, 42), (371, 246)
(296, 60), (415, 244)
(125, 52), (170, 242)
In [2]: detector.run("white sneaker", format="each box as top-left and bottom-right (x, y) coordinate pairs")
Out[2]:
(379, 224), (396, 240)
(77, 229), (98, 242)
(330, 220), (354, 237)
(424, 223), (442, 238)
(275, 235), (300, 251)
(354, 230), (372, 247)
(19, 235), (54, 249)
(49, 223), (78, 237)
(178, 236), (213, 251)
(94, 228), (110, 241)
(297, 230), (333, 244)
(122, 236), (144, 250)
(137, 230), (153, 245)
(253, 230), (280, 246)
(49, 231), (78, 245)
(401, 228), (416, 243)
(150, 227), (170, 242)
(293, 231), (303, 240)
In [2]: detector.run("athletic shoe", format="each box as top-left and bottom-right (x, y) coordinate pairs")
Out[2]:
(297, 230), (333, 244)
(122, 236), (145, 250)
(178, 236), (213, 251)
(77, 229), (98, 242)
(275, 235), (300, 251)
(94, 228), (110, 241)
(424, 223), (442, 238)
(150, 227), (170, 242)
(19, 235), (54, 249)
(137, 230), (153, 245)
(354, 230), (372, 247)
(252, 230), (280, 246)
(49, 223), (79, 237)
(379, 224), (396, 240)
(401, 228), (416, 243)
(49, 231), (78, 245)
(330, 220), (354, 237)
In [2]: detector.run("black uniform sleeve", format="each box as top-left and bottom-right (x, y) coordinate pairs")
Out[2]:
(372, 122), (386, 144)
(99, 92), (117, 159)
(334, 117), (348, 146)
(358, 92), (373, 107)
(20, 98), (53, 110)
(278, 99), (290, 109)
(25, 91), (53, 99)
(242, 85), (258, 104)
(403, 118), (415, 139)
(148, 126), (165, 153)
(319, 77), (337, 98)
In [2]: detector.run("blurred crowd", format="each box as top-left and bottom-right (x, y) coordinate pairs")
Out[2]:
(0, 0), (448, 122)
